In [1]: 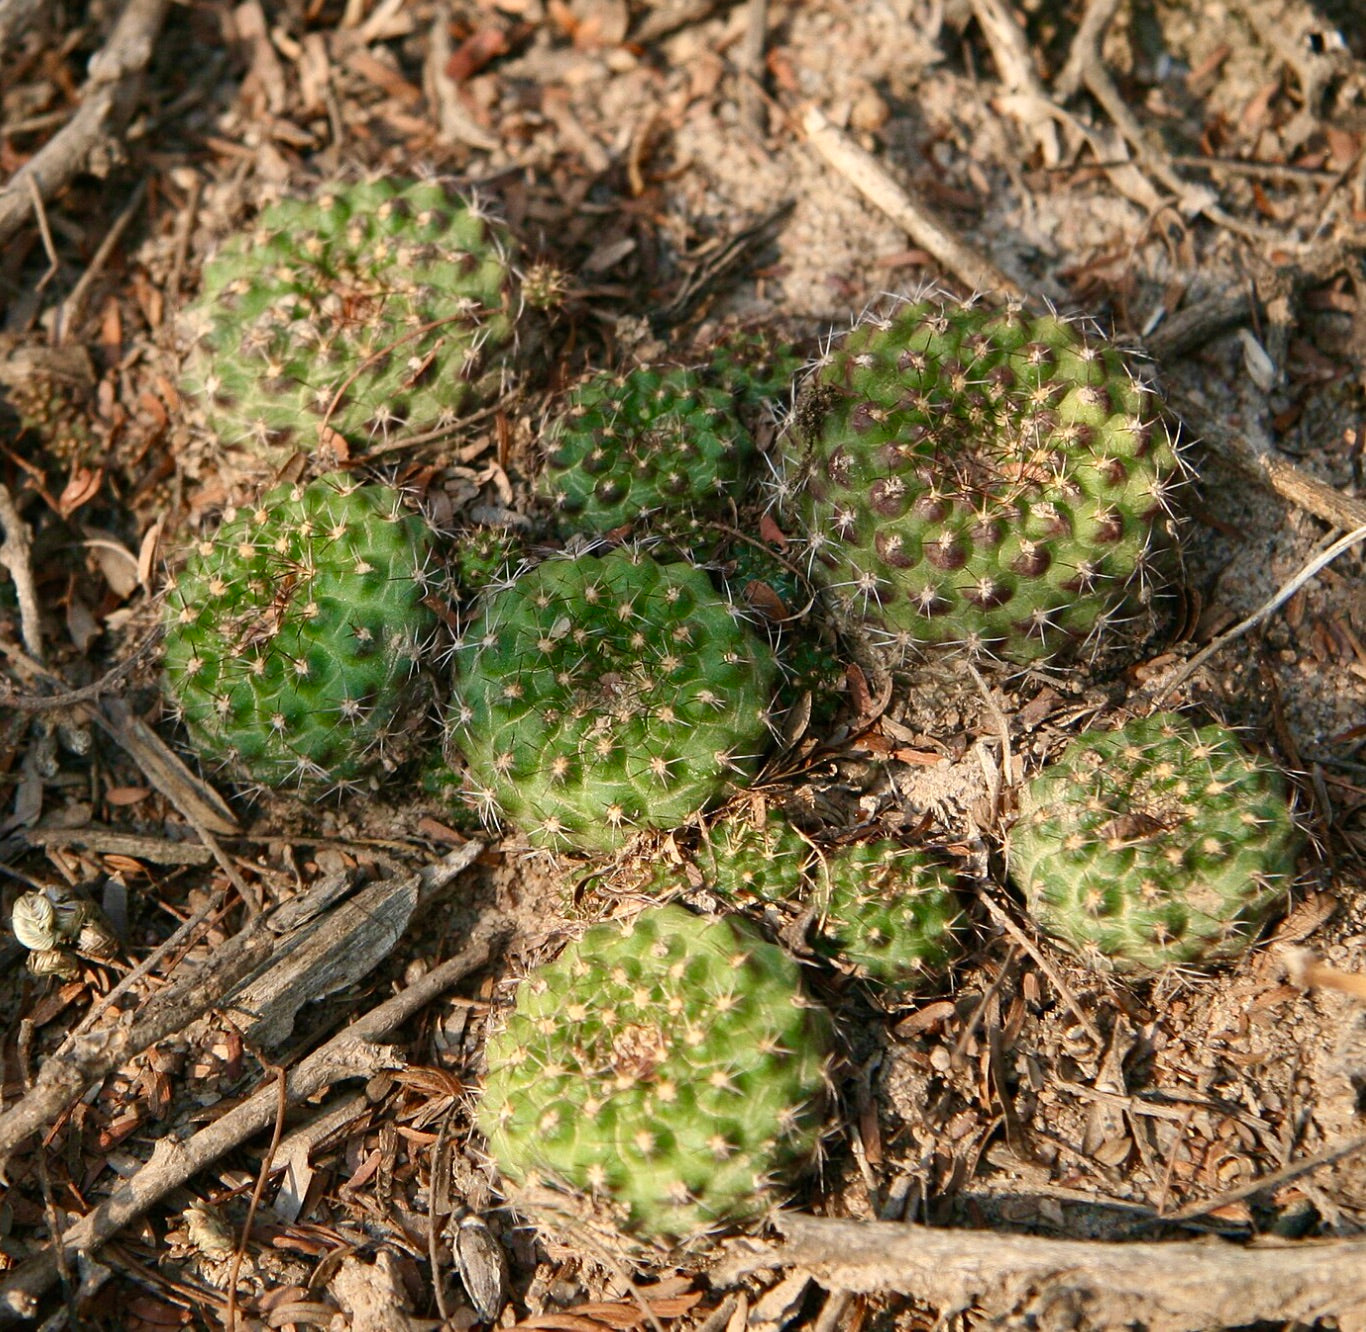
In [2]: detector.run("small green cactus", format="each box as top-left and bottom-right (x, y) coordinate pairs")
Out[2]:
(781, 291), (1182, 665)
(811, 841), (965, 993)
(449, 526), (526, 600)
(179, 179), (517, 461)
(477, 904), (832, 1248)
(624, 811), (965, 997)
(163, 474), (437, 792)
(1007, 712), (1301, 974)
(448, 551), (778, 852)
(704, 325), (803, 417)
(538, 364), (755, 535)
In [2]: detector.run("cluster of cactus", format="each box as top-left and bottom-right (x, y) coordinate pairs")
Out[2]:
(780, 290), (1181, 666)
(153, 180), (1320, 1266)
(1007, 712), (1301, 974)
(448, 550), (778, 852)
(162, 474), (437, 793)
(179, 178), (518, 461)
(626, 809), (966, 998)
(477, 903), (832, 1248)
(0, 348), (96, 475)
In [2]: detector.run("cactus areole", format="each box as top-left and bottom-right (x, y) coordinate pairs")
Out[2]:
(1008, 712), (1301, 974)
(450, 551), (779, 852)
(477, 904), (832, 1247)
(783, 292), (1180, 665)
(162, 475), (436, 792)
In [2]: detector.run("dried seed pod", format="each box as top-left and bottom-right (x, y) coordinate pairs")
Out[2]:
(451, 1212), (508, 1322)
(11, 891), (61, 953)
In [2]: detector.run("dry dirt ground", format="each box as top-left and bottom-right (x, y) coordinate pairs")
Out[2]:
(2, 1), (1366, 1329)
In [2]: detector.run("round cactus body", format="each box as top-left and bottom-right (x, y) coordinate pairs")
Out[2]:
(1008, 713), (1301, 974)
(783, 292), (1180, 665)
(478, 904), (832, 1247)
(163, 475), (437, 792)
(449, 551), (778, 852)
(537, 365), (754, 534)
(697, 810), (814, 903)
(813, 841), (965, 992)
(704, 326), (803, 414)
(180, 179), (517, 460)
(450, 526), (525, 600)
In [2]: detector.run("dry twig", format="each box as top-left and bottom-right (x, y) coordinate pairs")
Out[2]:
(738, 0), (769, 140)
(1145, 522), (1366, 703)
(0, 485), (44, 664)
(976, 892), (1102, 1047)
(968, 0), (1060, 166)
(716, 1213), (1366, 1332)
(799, 105), (1016, 296)
(0, 0), (169, 249)
(0, 889), (504, 1323)
(1281, 947), (1366, 1001)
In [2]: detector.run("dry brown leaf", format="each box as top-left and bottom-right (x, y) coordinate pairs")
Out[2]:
(104, 786), (151, 806)
(58, 467), (102, 518)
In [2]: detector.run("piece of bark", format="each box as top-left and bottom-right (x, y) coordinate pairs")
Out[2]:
(0, 846), (480, 1173)
(223, 844), (479, 1049)
(715, 1214), (1366, 1332)
(18, 824), (215, 865)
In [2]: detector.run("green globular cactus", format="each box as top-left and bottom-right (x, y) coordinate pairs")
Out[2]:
(448, 551), (778, 852)
(450, 526), (526, 600)
(163, 474), (437, 792)
(812, 841), (965, 993)
(1007, 712), (1301, 974)
(781, 291), (1181, 665)
(477, 904), (832, 1248)
(694, 808), (815, 904)
(622, 811), (964, 997)
(180, 179), (517, 461)
(537, 364), (755, 535)
(705, 326), (803, 417)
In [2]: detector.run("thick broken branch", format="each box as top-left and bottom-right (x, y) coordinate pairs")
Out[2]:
(0, 0), (169, 250)
(715, 1214), (1366, 1332)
